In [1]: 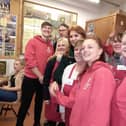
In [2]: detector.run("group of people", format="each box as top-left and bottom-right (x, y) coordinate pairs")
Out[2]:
(0, 21), (126, 126)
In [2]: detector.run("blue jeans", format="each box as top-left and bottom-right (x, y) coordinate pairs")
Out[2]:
(0, 89), (17, 102)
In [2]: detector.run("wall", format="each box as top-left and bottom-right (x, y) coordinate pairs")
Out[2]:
(3, 0), (126, 72)
(26, 0), (103, 28)
(28, 0), (126, 28)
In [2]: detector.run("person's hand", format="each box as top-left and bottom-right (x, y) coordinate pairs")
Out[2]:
(0, 85), (7, 89)
(0, 86), (3, 89)
(44, 100), (50, 104)
(38, 76), (43, 84)
(49, 82), (59, 96)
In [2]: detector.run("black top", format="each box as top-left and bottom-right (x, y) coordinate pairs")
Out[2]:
(10, 74), (15, 87)
(43, 55), (73, 100)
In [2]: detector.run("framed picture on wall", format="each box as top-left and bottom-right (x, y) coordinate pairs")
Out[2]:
(87, 23), (95, 33)
(22, 1), (78, 52)
(0, 14), (16, 57)
(0, 61), (6, 76)
(0, 0), (10, 13)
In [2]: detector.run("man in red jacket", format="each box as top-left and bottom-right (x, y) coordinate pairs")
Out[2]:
(16, 22), (54, 126)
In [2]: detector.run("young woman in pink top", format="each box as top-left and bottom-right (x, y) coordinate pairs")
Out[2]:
(111, 32), (126, 126)
(50, 36), (116, 126)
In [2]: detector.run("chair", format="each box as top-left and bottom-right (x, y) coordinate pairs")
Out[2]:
(0, 90), (30, 117)
(0, 90), (21, 117)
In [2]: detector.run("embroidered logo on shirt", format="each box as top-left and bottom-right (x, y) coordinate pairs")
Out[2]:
(47, 47), (51, 53)
(83, 78), (92, 90)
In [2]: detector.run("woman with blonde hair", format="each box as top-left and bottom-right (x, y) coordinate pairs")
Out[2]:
(43, 37), (72, 126)
(0, 58), (24, 102)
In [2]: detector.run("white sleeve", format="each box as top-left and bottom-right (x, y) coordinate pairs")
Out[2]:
(59, 105), (65, 113)
(60, 67), (69, 113)
(61, 66), (70, 92)
(60, 64), (74, 113)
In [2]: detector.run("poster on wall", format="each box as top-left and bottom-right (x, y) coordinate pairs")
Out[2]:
(0, 14), (16, 56)
(0, 61), (6, 76)
(0, 0), (10, 13)
(87, 23), (95, 33)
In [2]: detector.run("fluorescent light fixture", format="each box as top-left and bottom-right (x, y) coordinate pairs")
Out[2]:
(88, 0), (100, 4)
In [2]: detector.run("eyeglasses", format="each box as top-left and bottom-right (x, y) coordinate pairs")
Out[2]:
(59, 29), (67, 32)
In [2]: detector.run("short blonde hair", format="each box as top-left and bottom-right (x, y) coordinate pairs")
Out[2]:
(56, 37), (70, 55)
(15, 57), (25, 66)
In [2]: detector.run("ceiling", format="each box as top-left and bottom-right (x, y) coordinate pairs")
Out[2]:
(54, 0), (126, 10)
(95, 0), (124, 7)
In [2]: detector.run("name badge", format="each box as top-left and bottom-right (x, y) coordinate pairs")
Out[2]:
(117, 65), (126, 70)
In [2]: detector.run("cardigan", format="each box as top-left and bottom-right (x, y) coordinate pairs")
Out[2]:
(43, 55), (72, 100)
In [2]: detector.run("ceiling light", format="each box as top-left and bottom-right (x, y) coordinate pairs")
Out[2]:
(88, 0), (100, 4)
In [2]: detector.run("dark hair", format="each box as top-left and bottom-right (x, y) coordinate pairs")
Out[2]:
(41, 21), (52, 28)
(59, 23), (69, 29)
(85, 35), (105, 62)
(110, 32), (123, 42)
(68, 25), (86, 39)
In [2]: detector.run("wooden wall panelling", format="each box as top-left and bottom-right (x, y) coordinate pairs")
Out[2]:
(95, 15), (115, 43)
(85, 13), (126, 43)
(10, 0), (24, 57)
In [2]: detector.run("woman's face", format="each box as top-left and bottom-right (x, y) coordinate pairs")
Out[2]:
(74, 45), (83, 63)
(69, 31), (83, 47)
(121, 34), (126, 57)
(81, 39), (103, 66)
(14, 60), (23, 72)
(56, 41), (69, 55)
(112, 38), (121, 54)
